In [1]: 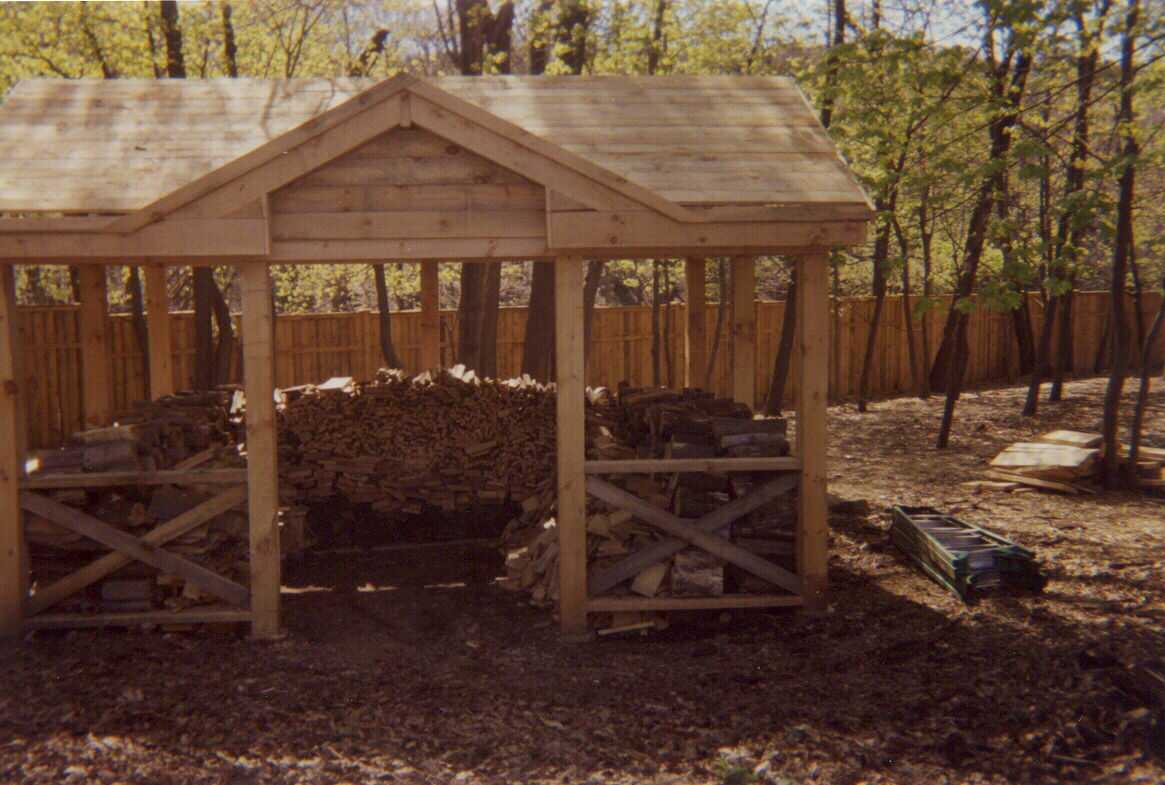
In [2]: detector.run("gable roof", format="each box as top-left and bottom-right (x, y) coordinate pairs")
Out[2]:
(0, 75), (871, 222)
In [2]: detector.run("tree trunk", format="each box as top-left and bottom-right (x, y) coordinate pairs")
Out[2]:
(192, 269), (215, 390)
(220, 1), (239, 76)
(651, 261), (662, 386)
(373, 264), (403, 369)
(479, 262), (501, 378)
(705, 259), (728, 389)
(582, 259), (604, 366)
(1127, 275), (1165, 486)
(127, 267), (150, 385)
(764, 267), (797, 415)
(1022, 297), (1057, 416)
(210, 276), (234, 385)
(521, 262), (555, 380)
(1049, 287), (1073, 400)
(818, 0), (846, 128)
(894, 217), (923, 397)
(1104, 0), (1138, 488)
(917, 186), (932, 398)
(457, 264), (484, 371)
(858, 212), (891, 412)
(663, 262), (674, 388)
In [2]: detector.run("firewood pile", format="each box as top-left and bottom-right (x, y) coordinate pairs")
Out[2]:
(276, 367), (560, 531)
(975, 430), (1165, 494)
(501, 386), (796, 622)
(23, 390), (249, 615)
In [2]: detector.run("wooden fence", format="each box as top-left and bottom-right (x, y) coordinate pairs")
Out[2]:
(17, 290), (1164, 449)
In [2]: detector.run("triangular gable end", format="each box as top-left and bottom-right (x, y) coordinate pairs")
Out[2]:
(111, 77), (696, 236)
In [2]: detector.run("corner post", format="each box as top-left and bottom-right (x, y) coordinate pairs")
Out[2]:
(795, 254), (829, 612)
(144, 263), (174, 400)
(78, 266), (112, 427)
(684, 257), (707, 389)
(0, 265), (24, 636)
(240, 262), (281, 639)
(730, 256), (756, 408)
(420, 261), (441, 371)
(555, 255), (588, 639)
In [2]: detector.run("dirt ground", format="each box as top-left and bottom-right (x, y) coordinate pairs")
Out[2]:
(3, 377), (1163, 785)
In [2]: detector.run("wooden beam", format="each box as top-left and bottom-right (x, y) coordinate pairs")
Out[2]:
(27, 486), (248, 615)
(585, 476), (801, 594)
(731, 256), (756, 409)
(796, 253), (829, 612)
(685, 257), (707, 388)
(587, 594), (803, 612)
(144, 263), (174, 399)
(588, 474), (798, 595)
(77, 266), (112, 428)
(555, 255), (588, 639)
(0, 266), (24, 636)
(240, 262), (281, 639)
(547, 211), (866, 252)
(585, 457), (798, 474)
(19, 492), (250, 607)
(22, 468), (247, 490)
(24, 606), (252, 630)
(0, 220), (269, 259)
(420, 260), (441, 370)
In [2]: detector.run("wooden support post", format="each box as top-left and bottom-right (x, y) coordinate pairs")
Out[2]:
(684, 257), (707, 388)
(240, 262), (280, 639)
(77, 266), (112, 428)
(144, 263), (173, 400)
(731, 256), (756, 408)
(796, 254), (829, 612)
(0, 265), (24, 636)
(555, 255), (588, 640)
(420, 261), (440, 371)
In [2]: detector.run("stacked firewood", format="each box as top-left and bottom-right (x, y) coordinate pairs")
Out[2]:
(277, 367), (560, 523)
(23, 390), (248, 615)
(501, 386), (796, 615)
(26, 390), (241, 476)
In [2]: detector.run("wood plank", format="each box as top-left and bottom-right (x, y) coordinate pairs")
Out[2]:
(796, 254), (829, 612)
(585, 476), (801, 594)
(685, 257), (707, 388)
(144, 263), (174, 399)
(420, 261), (441, 370)
(27, 485), (248, 615)
(0, 220), (269, 260)
(587, 594), (803, 612)
(22, 468), (247, 490)
(297, 156), (528, 188)
(270, 183), (546, 213)
(24, 606), (252, 630)
(77, 266), (112, 428)
(269, 238), (552, 262)
(589, 474), (798, 595)
(731, 256), (757, 409)
(106, 76), (412, 231)
(547, 212), (867, 252)
(19, 492), (249, 607)
(269, 210), (546, 241)
(0, 266), (24, 635)
(585, 457), (798, 474)
(555, 255), (588, 639)
(240, 262), (281, 639)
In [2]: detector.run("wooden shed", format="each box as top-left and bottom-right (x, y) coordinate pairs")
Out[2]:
(0, 74), (872, 639)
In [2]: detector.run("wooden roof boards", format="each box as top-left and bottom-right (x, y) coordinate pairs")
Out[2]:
(0, 75), (872, 261)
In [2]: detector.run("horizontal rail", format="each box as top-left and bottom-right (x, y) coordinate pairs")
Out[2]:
(584, 457), (800, 474)
(23, 606), (252, 630)
(587, 594), (803, 612)
(22, 468), (248, 490)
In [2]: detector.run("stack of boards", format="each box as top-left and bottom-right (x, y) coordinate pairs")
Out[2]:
(983, 430), (1165, 494)
(890, 505), (1045, 602)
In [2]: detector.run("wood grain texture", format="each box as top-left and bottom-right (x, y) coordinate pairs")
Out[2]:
(144, 264), (174, 399)
(77, 266), (112, 428)
(796, 254), (829, 612)
(555, 256), (588, 638)
(731, 257), (757, 409)
(0, 267), (24, 635)
(240, 262), (281, 639)
(0, 76), (870, 215)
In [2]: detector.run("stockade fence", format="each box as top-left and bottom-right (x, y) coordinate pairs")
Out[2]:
(17, 290), (1164, 449)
